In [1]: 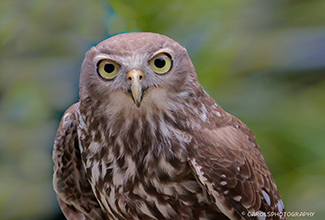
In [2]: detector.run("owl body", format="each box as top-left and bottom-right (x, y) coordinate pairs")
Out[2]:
(75, 86), (229, 220)
(53, 32), (285, 220)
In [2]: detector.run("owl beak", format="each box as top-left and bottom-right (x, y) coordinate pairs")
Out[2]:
(127, 69), (144, 107)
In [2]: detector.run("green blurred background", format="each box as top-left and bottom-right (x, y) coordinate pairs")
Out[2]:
(0, 0), (324, 219)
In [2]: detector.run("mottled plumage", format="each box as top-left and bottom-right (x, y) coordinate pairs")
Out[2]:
(53, 32), (285, 220)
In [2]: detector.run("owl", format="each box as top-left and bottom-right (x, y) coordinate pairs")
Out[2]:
(53, 32), (286, 220)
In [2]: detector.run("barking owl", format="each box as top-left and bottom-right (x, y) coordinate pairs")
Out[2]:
(53, 32), (285, 220)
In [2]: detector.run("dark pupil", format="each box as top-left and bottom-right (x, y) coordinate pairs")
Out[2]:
(104, 63), (115, 73)
(154, 57), (166, 68)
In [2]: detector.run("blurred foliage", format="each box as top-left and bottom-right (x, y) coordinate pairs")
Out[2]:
(0, 0), (324, 219)
(0, 0), (109, 219)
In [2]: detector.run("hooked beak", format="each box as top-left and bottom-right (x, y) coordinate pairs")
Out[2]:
(127, 69), (144, 107)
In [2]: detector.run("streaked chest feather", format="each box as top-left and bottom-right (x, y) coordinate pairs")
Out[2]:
(85, 150), (205, 219)
(76, 111), (218, 219)
(79, 140), (210, 219)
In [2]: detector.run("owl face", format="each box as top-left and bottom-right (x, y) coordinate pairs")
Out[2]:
(79, 32), (197, 110)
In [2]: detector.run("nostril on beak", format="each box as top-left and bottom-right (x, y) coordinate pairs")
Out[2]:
(127, 69), (144, 82)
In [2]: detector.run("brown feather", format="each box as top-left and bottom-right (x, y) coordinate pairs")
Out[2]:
(53, 103), (107, 220)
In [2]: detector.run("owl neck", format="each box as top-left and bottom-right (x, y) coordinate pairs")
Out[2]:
(79, 88), (220, 157)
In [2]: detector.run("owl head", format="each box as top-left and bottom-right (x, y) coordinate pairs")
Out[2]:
(79, 32), (199, 111)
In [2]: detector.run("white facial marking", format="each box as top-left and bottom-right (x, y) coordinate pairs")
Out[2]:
(93, 54), (111, 63)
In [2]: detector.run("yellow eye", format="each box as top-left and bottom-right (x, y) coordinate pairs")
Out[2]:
(97, 59), (120, 80)
(149, 53), (172, 74)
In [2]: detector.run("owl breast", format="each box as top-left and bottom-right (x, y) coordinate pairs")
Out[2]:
(80, 142), (218, 219)
(77, 111), (222, 219)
